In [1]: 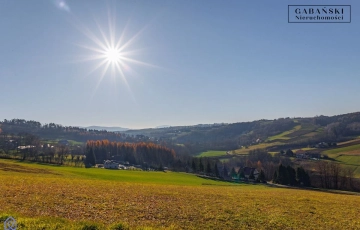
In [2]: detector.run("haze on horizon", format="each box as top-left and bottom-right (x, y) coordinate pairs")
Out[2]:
(1, 0), (359, 129)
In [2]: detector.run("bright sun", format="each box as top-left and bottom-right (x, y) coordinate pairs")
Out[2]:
(75, 8), (158, 93)
(104, 47), (122, 63)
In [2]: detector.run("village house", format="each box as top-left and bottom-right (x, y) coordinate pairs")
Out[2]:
(104, 160), (119, 169)
(295, 150), (321, 160)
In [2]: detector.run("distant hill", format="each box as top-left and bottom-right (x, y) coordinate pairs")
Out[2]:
(84, 126), (129, 132)
(155, 125), (171, 128)
(2, 111), (360, 156)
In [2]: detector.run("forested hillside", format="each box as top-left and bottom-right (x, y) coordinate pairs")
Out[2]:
(1, 112), (360, 155)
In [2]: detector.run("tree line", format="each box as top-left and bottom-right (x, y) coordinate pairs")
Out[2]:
(0, 119), (153, 143)
(85, 140), (176, 169)
(0, 132), (85, 166)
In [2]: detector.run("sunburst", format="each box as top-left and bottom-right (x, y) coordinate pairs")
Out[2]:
(73, 7), (157, 93)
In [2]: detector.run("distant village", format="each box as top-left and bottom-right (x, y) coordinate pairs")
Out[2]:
(96, 159), (168, 171)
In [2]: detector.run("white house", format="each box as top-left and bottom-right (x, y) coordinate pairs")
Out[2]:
(118, 164), (127, 169)
(104, 160), (119, 169)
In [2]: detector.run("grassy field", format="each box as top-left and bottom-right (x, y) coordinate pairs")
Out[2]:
(267, 125), (301, 141)
(196, 150), (228, 157)
(1, 159), (360, 229)
(321, 144), (360, 177)
(42, 139), (84, 146)
(323, 144), (360, 158)
(234, 142), (282, 155)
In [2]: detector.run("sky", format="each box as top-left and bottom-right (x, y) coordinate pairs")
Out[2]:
(0, 0), (359, 129)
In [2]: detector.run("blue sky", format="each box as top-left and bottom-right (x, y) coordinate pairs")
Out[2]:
(0, 0), (359, 129)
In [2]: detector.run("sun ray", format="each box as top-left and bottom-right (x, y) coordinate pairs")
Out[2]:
(118, 25), (148, 53)
(119, 56), (161, 69)
(93, 61), (111, 95)
(70, 4), (162, 101)
(87, 59), (109, 77)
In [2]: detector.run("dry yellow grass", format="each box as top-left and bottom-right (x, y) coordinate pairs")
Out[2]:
(1, 160), (360, 229)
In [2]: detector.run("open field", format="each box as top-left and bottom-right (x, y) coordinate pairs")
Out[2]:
(234, 142), (282, 155)
(337, 138), (360, 146)
(196, 150), (228, 158)
(267, 125), (301, 141)
(1, 159), (360, 229)
(319, 144), (360, 177)
(42, 139), (84, 146)
(323, 144), (360, 158)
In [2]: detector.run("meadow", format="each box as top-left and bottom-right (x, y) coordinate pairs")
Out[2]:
(323, 144), (360, 158)
(267, 125), (301, 141)
(1, 159), (360, 230)
(196, 150), (228, 157)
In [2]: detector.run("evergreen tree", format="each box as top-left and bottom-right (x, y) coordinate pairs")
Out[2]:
(206, 162), (212, 175)
(303, 170), (311, 187)
(199, 158), (204, 172)
(249, 170), (255, 180)
(85, 147), (96, 167)
(222, 166), (228, 179)
(258, 170), (266, 183)
(277, 164), (289, 185)
(214, 163), (220, 177)
(286, 165), (296, 185)
(192, 159), (197, 172)
(239, 169), (245, 179)
(297, 167), (311, 186)
(158, 163), (164, 171)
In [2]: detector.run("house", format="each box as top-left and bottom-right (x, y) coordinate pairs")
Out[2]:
(308, 152), (321, 159)
(315, 142), (329, 148)
(104, 160), (119, 169)
(243, 167), (259, 180)
(17, 145), (36, 150)
(295, 150), (320, 159)
(295, 150), (309, 159)
(118, 164), (127, 169)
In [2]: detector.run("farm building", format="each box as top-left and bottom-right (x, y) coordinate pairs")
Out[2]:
(104, 160), (119, 169)
(295, 150), (321, 159)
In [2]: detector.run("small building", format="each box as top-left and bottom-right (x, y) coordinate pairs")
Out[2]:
(118, 164), (127, 169)
(17, 145), (36, 150)
(104, 160), (119, 169)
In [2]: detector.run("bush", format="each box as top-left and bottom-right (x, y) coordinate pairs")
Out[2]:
(109, 222), (130, 230)
(81, 223), (100, 230)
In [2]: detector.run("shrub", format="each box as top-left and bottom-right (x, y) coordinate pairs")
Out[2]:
(81, 223), (100, 230)
(109, 222), (130, 230)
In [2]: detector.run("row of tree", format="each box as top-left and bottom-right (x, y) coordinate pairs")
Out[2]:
(85, 140), (176, 168)
(273, 164), (311, 186)
(315, 161), (356, 190)
(0, 119), (153, 143)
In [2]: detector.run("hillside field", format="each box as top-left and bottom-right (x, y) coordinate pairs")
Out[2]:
(1, 159), (360, 229)
(267, 125), (301, 141)
(196, 150), (228, 157)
